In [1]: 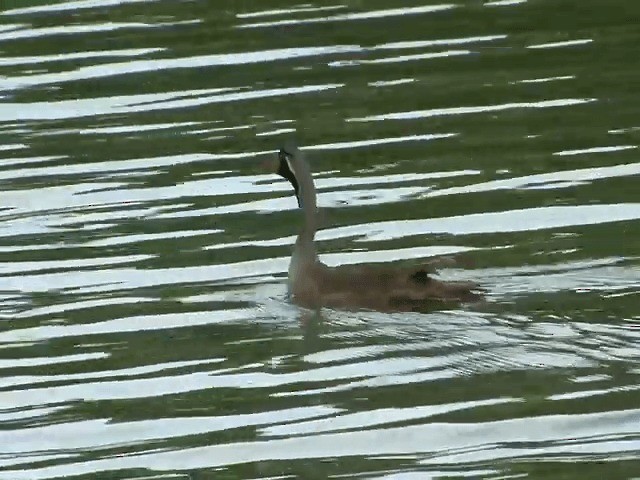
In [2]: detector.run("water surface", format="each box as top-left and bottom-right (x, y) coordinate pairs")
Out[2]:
(1, 0), (639, 478)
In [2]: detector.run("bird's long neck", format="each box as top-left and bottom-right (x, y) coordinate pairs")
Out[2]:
(293, 152), (318, 242)
(288, 151), (319, 290)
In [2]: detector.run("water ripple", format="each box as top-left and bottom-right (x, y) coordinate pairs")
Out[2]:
(1, 84), (344, 119)
(1, 47), (357, 90)
(1, 409), (635, 479)
(317, 204), (640, 241)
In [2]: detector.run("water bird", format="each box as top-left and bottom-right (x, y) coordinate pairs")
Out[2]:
(274, 144), (482, 312)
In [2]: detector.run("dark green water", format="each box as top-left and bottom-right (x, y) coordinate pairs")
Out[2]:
(1, 1), (639, 479)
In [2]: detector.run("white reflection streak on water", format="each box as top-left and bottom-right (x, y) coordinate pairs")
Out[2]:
(0, 454), (81, 471)
(485, 0), (527, 6)
(426, 162), (640, 197)
(420, 439), (640, 465)
(275, 351), (596, 398)
(0, 84), (344, 120)
(168, 168), (481, 219)
(323, 170), (404, 184)
(333, 50), (470, 66)
(172, 186), (432, 219)
(38, 175), (280, 222)
(0, 359), (226, 390)
(261, 398), (518, 436)
(82, 229), (222, 247)
(0, 153), (218, 182)
(488, 264), (640, 297)
(513, 75), (575, 84)
(553, 145), (637, 156)
(0, 245), (473, 296)
(1, 206), (170, 237)
(0, 24), (24, 33)
(2, 0), (158, 15)
(2, 204), (638, 294)
(0, 87), (240, 118)
(7, 161), (468, 225)
(371, 471), (499, 479)
(236, 5), (346, 19)
(317, 204), (640, 242)
(0, 143), (28, 151)
(0, 409), (636, 479)
(0, 22), (155, 42)
(237, 5), (457, 28)
(528, 39), (593, 49)
(6, 297), (155, 319)
(0, 154), (64, 166)
(72, 121), (201, 135)
(328, 35), (506, 67)
(0, 406), (341, 456)
(548, 384), (640, 401)
(368, 78), (415, 87)
(0, 46), (359, 89)
(0, 356), (453, 407)
(256, 127), (297, 137)
(187, 124), (254, 135)
(373, 35), (507, 50)
(0, 352), (108, 369)
(0, 255), (152, 275)
(347, 98), (597, 122)
(0, 48), (164, 66)
(304, 133), (457, 149)
(12, 157), (629, 234)
(0, 406), (70, 424)
(322, 246), (477, 267)
(0, 309), (257, 344)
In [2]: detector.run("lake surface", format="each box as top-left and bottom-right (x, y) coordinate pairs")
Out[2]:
(1, 1), (639, 478)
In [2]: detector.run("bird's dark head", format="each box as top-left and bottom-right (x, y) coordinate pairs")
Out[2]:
(277, 147), (301, 207)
